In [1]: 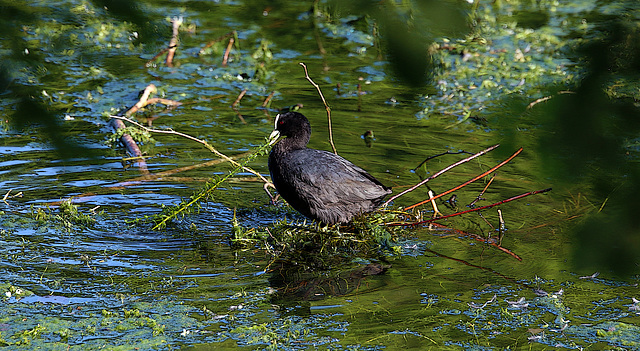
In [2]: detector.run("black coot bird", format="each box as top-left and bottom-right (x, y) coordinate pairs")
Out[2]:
(268, 112), (392, 225)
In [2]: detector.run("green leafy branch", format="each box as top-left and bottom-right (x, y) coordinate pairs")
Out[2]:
(108, 115), (273, 230)
(152, 139), (272, 230)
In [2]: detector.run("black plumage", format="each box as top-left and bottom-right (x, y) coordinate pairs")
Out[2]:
(268, 112), (391, 225)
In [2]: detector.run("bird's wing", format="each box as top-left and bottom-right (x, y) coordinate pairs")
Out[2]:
(286, 149), (390, 204)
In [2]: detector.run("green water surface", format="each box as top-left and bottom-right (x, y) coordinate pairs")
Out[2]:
(0, 0), (639, 350)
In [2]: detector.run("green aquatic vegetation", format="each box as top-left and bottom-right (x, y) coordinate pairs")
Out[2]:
(29, 198), (96, 231)
(594, 322), (640, 347)
(12, 323), (46, 346)
(232, 209), (406, 265)
(250, 39), (274, 81)
(0, 283), (34, 301)
(31, 7), (138, 51)
(421, 2), (583, 120)
(106, 125), (155, 148)
(0, 297), (207, 349)
(152, 139), (273, 230)
(231, 321), (308, 350)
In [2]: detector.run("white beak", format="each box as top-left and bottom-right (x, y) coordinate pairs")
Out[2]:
(268, 113), (281, 145)
(268, 129), (280, 145)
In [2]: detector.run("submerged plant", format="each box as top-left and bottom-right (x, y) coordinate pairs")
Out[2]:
(30, 198), (96, 231)
(250, 39), (274, 81)
(152, 139), (273, 230)
(106, 125), (155, 148)
(231, 209), (406, 266)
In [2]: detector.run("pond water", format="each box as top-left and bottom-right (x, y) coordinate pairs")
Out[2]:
(1, 0), (639, 349)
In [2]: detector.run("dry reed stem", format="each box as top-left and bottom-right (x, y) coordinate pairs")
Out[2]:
(166, 17), (182, 67)
(233, 89), (247, 108)
(223, 37), (234, 66)
(262, 91), (276, 107)
(200, 31), (235, 55)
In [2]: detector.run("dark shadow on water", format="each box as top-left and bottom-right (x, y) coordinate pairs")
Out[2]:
(494, 16), (640, 275)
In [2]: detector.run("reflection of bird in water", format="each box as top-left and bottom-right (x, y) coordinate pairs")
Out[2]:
(268, 262), (390, 303)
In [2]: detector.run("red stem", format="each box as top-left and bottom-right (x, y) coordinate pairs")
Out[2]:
(403, 147), (523, 211)
(389, 187), (552, 227)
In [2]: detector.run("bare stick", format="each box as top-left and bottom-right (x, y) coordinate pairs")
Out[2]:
(498, 209), (505, 245)
(389, 187), (551, 227)
(223, 37), (234, 67)
(2, 189), (23, 204)
(413, 150), (473, 171)
(299, 62), (337, 154)
(144, 98), (182, 107)
(527, 90), (574, 109)
(357, 83), (362, 112)
(403, 147), (522, 211)
(382, 144), (500, 207)
(262, 91), (276, 107)
(166, 17), (182, 67)
(110, 117), (148, 173)
(526, 96), (552, 109)
(123, 85), (181, 119)
(146, 48), (169, 67)
(109, 115), (270, 184)
(200, 31), (235, 55)
(232, 89), (247, 108)
(125, 84), (157, 116)
(428, 190), (442, 217)
(469, 172), (496, 207)
(231, 89), (248, 124)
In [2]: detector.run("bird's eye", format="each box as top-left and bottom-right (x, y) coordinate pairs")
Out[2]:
(279, 120), (284, 125)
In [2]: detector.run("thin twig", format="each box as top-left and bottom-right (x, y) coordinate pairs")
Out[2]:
(382, 144), (500, 207)
(526, 95), (552, 109)
(223, 37), (234, 67)
(123, 84), (182, 125)
(262, 91), (276, 107)
(166, 17), (182, 67)
(231, 89), (248, 124)
(413, 150), (473, 172)
(428, 190), (441, 217)
(527, 90), (575, 109)
(498, 209), (505, 245)
(146, 48), (169, 67)
(109, 115), (270, 184)
(299, 62), (336, 154)
(200, 31), (235, 55)
(469, 172), (496, 207)
(232, 89), (247, 108)
(2, 189), (23, 204)
(403, 147), (522, 211)
(145, 98), (182, 107)
(125, 84), (157, 116)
